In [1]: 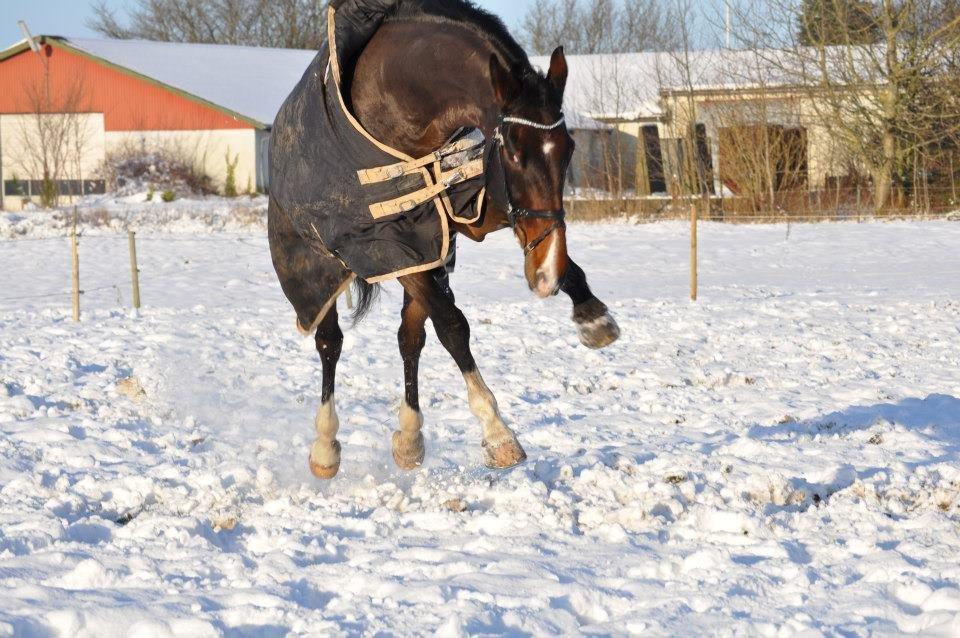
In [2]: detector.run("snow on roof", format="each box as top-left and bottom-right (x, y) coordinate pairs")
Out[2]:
(564, 110), (611, 131)
(59, 37), (622, 131)
(7, 35), (848, 129)
(63, 38), (318, 127)
(532, 48), (821, 121)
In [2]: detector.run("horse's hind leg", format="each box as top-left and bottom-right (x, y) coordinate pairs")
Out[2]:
(393, 291), (428, 469)
(309, 308), (344, 479)
(268, 198), (351, 479)
(399, 269), (526, 469)
(562, 258), (620, 349)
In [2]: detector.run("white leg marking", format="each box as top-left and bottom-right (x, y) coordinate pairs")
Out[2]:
(398, 401), (424, 435)
(392, 401), (425, 469)
(309, 395), (341, 477)
(464, 370), (508, 441)
(464, 370), (526, 468)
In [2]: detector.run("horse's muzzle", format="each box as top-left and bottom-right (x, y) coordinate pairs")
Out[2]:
(525, 226), (567, 298)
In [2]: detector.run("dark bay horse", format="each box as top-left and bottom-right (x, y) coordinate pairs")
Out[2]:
(269, 0), (619, 478)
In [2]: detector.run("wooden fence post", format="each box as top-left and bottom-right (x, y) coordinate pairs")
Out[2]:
(71, 208), (80, 322)
(128, 231), (141, 310)
(690, 202), (698, 301)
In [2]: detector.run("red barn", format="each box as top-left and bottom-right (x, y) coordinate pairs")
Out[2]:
(0, 35), (315, 210)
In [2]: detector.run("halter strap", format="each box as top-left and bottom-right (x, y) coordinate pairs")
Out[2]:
(489, 113), (567, 255)
(500, 115), (566, 131)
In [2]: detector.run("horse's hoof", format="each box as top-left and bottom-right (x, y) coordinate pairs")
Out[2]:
(392, 430), (425, 470)
(573, 299), (620, 349)
(309, 439), (341, 479)
(483, 435), (527, 469)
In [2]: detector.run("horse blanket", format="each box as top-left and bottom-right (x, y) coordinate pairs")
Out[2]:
(270, 0), (486, 284)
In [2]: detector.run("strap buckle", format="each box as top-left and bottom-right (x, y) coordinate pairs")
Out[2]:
(443, 171), (465, 187)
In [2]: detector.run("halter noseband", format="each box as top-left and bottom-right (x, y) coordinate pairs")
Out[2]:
(490, 113), (567, 256)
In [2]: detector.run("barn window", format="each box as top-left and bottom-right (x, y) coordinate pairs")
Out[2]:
(4, 180), (106, 197)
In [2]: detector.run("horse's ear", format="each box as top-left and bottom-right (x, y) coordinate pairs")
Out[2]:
(547, 46), (568, 96)
(489, 54), (520, 106)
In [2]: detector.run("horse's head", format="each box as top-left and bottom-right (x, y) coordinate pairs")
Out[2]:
(488, 47), (572, 298)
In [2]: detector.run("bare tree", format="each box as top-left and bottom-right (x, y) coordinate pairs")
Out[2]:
(797, 0), (881, 46)
(704, 89), (807, 214)
(88, 0), (327, 49)
(656, 0), (716, 206)
(13, 72), (93, 208)
(731, 0), (960, 210)
(520, 0), (675, 54)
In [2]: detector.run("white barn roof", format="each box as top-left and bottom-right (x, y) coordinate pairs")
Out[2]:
(59, 38), (618, 131)
(532, 46), (852, 121)
(531, 49), (763, 121)
(5, 35), (834, 129)
(51, 37), (317, 128)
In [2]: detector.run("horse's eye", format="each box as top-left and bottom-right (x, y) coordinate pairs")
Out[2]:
(504, 137), (525, 166)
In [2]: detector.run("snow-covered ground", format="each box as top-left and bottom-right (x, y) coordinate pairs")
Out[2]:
(1, 218), (959, 636)
(0, 193), (268, 239)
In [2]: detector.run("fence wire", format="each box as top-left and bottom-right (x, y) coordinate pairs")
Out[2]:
(0, 234), (261, 305)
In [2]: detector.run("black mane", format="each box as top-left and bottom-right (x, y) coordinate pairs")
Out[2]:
(387, 0), (532, 71)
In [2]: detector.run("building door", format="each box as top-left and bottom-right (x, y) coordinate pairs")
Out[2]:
(641, 125), (666, 194)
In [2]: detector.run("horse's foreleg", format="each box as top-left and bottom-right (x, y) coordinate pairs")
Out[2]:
(399, 269), (526, 469)
(309, 308), (344, 479)
(393, 291), (428, 469)
(562, 258), (620, 349)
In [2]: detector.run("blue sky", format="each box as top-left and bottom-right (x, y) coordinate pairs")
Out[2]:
(2, 0), (728, 51)
(2, 0), (532, 49)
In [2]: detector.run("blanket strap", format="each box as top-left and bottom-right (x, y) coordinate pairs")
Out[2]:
(368, 158), (485, 219)
(357, 137), (483, 185)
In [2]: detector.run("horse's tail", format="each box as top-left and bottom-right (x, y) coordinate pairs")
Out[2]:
(350, 278), (380, 325)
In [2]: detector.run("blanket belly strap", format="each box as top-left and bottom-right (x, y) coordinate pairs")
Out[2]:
(357, 137), (484, 185)
(368, 158), (485, 218)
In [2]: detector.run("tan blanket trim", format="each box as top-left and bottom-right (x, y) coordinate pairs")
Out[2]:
(368, 159), (485, 218)
(363, 164), (452, 283)
(364, 253), (447, 284)
(296, 273), (357, 336)
(327, 6), (412, 163)
(325, 5), (452, 283)
(357, 137), (483, 185)
(447, 187), (485, 225)
(308, 222), (352, 271)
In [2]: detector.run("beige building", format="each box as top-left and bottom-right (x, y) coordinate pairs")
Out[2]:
(0, 35), (315, 211)
(533, 48), (856, 201)
(0, 35), (855, 212)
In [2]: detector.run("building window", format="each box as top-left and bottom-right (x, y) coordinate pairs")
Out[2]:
(4, 180), (106, 198)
